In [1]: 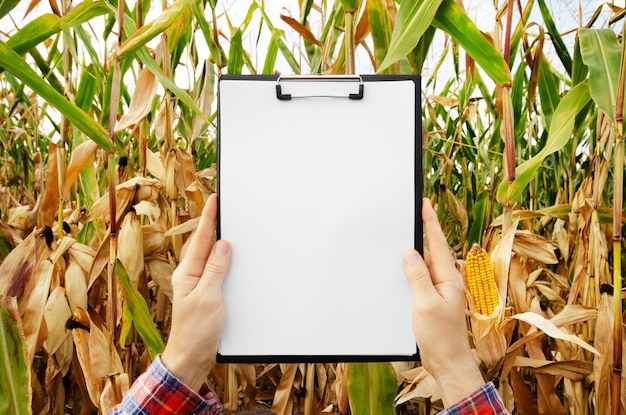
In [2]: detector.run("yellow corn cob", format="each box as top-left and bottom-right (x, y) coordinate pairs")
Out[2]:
(465, 244), (499, 316)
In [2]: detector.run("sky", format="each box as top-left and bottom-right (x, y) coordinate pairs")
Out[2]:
(1, 1), (624, 98)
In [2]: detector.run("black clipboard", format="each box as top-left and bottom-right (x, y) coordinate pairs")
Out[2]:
(216, 74), (422, 363)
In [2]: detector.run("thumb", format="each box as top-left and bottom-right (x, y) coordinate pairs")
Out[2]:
(197, 239), (232, 292)
(403, 249), (436, 302)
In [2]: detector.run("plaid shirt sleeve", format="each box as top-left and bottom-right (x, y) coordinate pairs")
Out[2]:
(439, 382), (509, 415)
(108, 355), (223, 415)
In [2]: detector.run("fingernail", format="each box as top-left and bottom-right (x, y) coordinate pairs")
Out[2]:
(404, 250), (420, 264)
(214, 240), (228, 256)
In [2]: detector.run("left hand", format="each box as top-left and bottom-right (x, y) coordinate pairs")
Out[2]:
(161, 193), (231, 391)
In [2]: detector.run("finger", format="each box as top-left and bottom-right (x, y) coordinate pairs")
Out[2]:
(403, 249), (437, 303)
(197, 239), (232, 291)
(180, 193), (218, 277)
(421, 199), (458, 285)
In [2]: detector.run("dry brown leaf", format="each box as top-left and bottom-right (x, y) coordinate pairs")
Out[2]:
(165, 149), (178, 199)
(63, 140), (99, 198)
(428, 95), (460, 107)
(22, 258), (54, 362)
(272, 364), (298, 415)
(88, 232), (110, 289)
(133, 200), (161, 223)
(589, 212), (609, 285)
(513, 312), (599, 355)
(512, 230), (558, 264)
(89, 177), (161, 224)
(65, 260), (88, 311)
(164, 216), (199, 237)
(56, 335), (74, 376)
(71, 307), (124, 410)
(549, 304), (598, 327)
(118, 211), (144, 285)
(49, 236), (76, 265)
(0, 229), (46, 297)
(7, 205), (34, 232)
(43, 286), (72, 355)
(72, 308), (101, 406)
(526, 338), (565, 414)
(513, 356), (593, 381)
(395, 367), (440, 405)
(146, 149), (166, 182)
(115, 68), (159, 132)
(185, 181), (207, 220)
(143, 223), (169, 256)
(100, 373), (129, 414)
(509, 255), (530, 313)
(191, 66), (214, 141)
(490, 220), (517, 311)
(593, 292), (612, 414)
(68, 241), (97, 274)
(146, 258), (174, 300)
(510, 368), (538, 415)
(39, 143), (60, 228)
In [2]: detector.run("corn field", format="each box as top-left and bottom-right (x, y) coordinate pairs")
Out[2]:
(0, 0), (625, 414)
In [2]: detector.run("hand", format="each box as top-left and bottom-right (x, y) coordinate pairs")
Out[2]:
(161, 193), (231, 392)
(403, 199), (484, 407)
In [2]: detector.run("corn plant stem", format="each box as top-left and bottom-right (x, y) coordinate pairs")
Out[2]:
(304, 363), (315, 415)
(503, 0), (514, 65)
(344, 11), (355, 74)
(106, 0), (124, 371)
(611, 21), (626, 415)
(611, 137), (623, 415)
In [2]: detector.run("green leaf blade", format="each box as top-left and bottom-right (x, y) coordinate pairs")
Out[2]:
(497, 81), (591, 203)
(432, 0), (510, 86)
(115, 261), (165, 359)
(0, 41), (112, 151)
(378, 0), (442, 71)
(579, 28), (621, 122)
(0, 297), (31, 415)
(347, 362), (396, 415)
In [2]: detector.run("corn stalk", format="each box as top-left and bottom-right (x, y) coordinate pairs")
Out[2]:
(611, 20), (625, 415)
(106, 0), (124, 382)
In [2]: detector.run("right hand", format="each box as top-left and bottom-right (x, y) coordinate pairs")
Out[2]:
(402, 199), (485, 407)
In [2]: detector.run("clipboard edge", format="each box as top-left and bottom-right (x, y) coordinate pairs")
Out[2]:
(216, 74), (424, 362)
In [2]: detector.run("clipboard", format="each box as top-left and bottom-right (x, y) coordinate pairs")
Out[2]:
(216, 74), (422, 363)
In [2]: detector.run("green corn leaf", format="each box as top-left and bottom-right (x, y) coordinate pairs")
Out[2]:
(367, 0), (393, 72)
(0, 297), (31, 415)
(192, 0), (226, 67)
(432, 0), (510, 86)
(256, 6), (302, 74)
(537, 57), (561, 129)
(118, 0), (194, 57)
(347, 362), (396, 415)
(227, 28), (244, 75)
(537, 0), (572, 75)
(579, 28), (622, 123)
(497, 81), (591, 203)
(6, 0), (111, 57)
(136, 48), (208, 123)
(379, 0), (510, 86)
(0, 0), (20, 20)
(262, 37), (279, 74)
(339, 0), (359, 12)
(0, 40), (112, 151)
(468, 191), (489, 247)
(116, 261), (165, 359)
(378, 0), (442, 71)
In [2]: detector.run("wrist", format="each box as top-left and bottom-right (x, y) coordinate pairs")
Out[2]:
(161, 348), (213, 392)
(431, 351), (485, 407)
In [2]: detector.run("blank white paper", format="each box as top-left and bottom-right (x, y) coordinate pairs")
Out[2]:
(218, 77), (418, 359)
